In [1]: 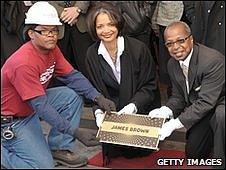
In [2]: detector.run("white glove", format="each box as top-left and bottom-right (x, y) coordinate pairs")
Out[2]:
(148, 106), (173, 119)
(117, 103), (137, 115)
(94, 109), (105, 128)
(159, 118), (184, 141)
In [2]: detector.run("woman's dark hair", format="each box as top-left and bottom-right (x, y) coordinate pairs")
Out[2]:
(86, 2), (124, 41)
(23, 24), (37, 42)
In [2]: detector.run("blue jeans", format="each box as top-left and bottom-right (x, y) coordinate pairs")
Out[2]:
(1, 86), (83, 168)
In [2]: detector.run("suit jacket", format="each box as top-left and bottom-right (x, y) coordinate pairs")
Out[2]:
(188, 1), (225, 55)
(85, 36), (158, 113)
(166, 43), (225, 130)
(1, 1), (27, 67)
(49, 1), (90, 39)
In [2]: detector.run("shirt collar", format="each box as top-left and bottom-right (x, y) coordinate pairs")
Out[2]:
(179, 48), (193, 68)
(98, 36), (124, 57)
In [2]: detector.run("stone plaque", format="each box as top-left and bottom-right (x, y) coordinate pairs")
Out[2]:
(96, 113), (165, 150)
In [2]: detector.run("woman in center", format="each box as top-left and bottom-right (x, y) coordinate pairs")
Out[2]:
(85, 2), (160, 163)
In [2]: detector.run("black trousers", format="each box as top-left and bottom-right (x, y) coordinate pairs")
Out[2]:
(185, 99), (225, 168)
(58, 24), (94, 77)
(210, 99), (225, 168)
(185, 112), (214, 159)
(1, 26), (24, 67)
(157, 26), (171, 86)
(49, 24), (94, 88)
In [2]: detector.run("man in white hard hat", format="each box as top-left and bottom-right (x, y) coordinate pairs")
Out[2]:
(1, 2), (116, 168)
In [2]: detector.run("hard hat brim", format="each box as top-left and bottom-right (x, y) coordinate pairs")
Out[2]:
(25, 20), (62, 26)
(57, 25), (64, 40)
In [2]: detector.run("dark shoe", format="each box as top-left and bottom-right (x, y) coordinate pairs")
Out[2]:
(52, 150), (87, 168)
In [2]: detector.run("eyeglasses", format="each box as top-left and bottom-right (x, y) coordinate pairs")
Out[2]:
(33, 29), (59, 36)
(165, 34), (191, 48)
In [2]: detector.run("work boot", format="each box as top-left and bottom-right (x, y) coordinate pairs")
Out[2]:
(52, 150), (88, 168)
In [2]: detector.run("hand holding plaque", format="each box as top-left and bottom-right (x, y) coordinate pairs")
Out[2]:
(117, 103), (137, 115)
(96, 113), (166, 150)
(159, 118), (184, 140)
(94, 109), (105, 128)
(148, 106), (173, 119)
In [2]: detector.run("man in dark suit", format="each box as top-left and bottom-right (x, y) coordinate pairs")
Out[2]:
(149, 21), (225, 167)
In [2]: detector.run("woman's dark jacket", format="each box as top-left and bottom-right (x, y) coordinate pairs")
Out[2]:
(85, 36), (158, 114)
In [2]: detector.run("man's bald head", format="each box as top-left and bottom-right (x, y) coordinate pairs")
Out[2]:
(164, 21), (191, 38)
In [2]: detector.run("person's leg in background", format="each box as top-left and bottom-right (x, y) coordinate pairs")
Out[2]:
(158, 25), (172, 97)
(69, 26), (94, 78)
(56, 25), (94, 106)
(70, 26), (95, 107)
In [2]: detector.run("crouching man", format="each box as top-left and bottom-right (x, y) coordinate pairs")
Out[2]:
(149, 21), (225, 168)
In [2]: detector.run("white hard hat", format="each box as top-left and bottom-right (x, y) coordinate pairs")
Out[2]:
(25, 1), (62, 25)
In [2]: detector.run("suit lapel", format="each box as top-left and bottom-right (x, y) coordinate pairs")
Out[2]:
(119, 51), (134, 108)
(174, 62), (189, 102)
(188, 45), (199, 92)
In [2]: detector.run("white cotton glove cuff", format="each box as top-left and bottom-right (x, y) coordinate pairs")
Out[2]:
(94, 109), (105, 128)
(159, 118), (184, 141)
(172, 118), (184, 129)
(117, 103), (137, 115)
(160, 106), (173, 119)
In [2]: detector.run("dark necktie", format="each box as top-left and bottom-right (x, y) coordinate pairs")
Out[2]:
(181, 63), (189, 93)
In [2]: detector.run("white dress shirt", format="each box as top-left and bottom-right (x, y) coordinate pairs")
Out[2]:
(179, 48), (193, 93)
(98, 36), (124, 84)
